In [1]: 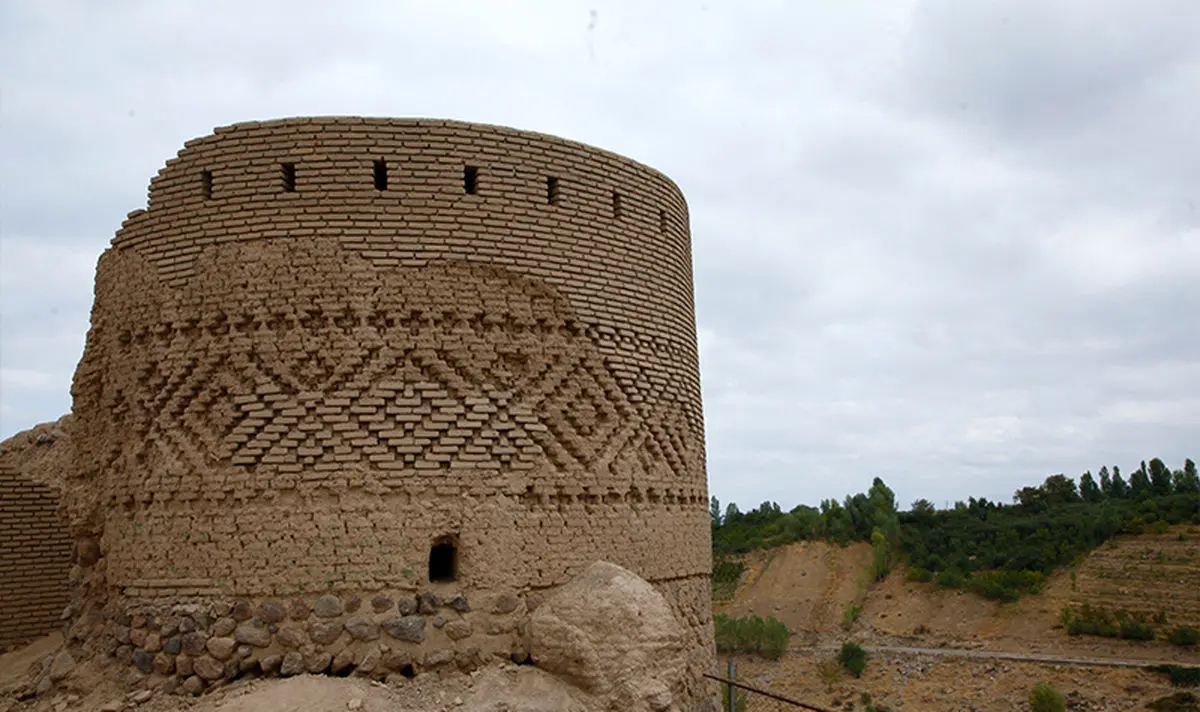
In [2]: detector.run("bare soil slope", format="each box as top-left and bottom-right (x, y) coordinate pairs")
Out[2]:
(718, 526), (1200, 658)
(714, 526), (1200, 711)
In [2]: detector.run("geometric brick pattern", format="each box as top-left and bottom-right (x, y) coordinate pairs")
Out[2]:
(0, 462), (72, 650)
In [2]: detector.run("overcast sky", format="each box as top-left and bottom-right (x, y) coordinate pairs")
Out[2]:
(2, 0), (1197, 511)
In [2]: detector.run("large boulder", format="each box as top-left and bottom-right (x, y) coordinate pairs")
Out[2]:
(528, 561), (687, 712)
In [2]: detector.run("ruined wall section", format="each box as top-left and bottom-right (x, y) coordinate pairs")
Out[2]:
(0, 462), (72, 650)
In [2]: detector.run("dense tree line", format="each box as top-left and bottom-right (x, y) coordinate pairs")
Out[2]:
(711, 457), (1199, 601)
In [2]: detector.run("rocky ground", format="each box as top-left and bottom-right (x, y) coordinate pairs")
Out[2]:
(728, 650), (1184, 711)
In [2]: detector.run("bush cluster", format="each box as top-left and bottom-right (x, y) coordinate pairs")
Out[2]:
(1168, 626), (1200, 647)
(1061, 604), (1156, 640)
(1030, 683), (1066, 712)
(1148, 665), (1200, 687)
(713, 614), (790, 660)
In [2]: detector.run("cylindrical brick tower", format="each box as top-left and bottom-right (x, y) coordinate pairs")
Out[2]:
(66, 117), (712, 701)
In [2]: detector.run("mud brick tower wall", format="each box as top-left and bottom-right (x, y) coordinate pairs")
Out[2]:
(64, 117), (713, 699)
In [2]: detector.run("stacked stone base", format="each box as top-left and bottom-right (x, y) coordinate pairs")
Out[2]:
(99, 589), (524, 696)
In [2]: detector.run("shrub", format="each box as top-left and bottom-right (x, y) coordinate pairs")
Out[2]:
(966, 570), (1044, 601)
(842, 604), (862, 627)
(1062, 604), (1157, 641)
(712, 559), (746, 584)
(1120, 620), (1156, 640)
(905, 566), (933, 583)
(815, 658), (842, 688)
(712, 613), (790, 660)
(838, 641), (867, 678)
(1030, 683), (1066, 712)
(1147, 691), (1199, 711)
(1169, 626), (1200, 647)
(935, 567), (965, 588)
(1148, 665), (1200, 687)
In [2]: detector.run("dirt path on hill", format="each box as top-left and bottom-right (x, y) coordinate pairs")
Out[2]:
(831, 644), (1185, 669)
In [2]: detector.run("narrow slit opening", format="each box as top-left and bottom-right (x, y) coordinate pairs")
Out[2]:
(659, 209), (667, 233)
(612, 191), (622, 219)
(201, 170), (213, 200)
(546, 176), (559, 205)
(281, 163), (296, 192)
(464, 166), (479, 194)
(373, 159), (388, 191)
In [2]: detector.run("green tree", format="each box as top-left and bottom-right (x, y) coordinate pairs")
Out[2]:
(870, 528), (891, 580)
(1130, 462), (1152, 499)
(1014, 486), (1046, 508)
(1175, 459), (1200, 495)
(821, 499), (854, 544)
(910, 499), (936, 517)
(724, 502), (742, 525)
(1079, 471), (1103, 502)
(1043, 474), (1080, 505)
(710, 496), (722, 528)
(1098, 466), (1112, 496)
(1110, 469), (1130, 498)
(1149, 458), (1173, 496)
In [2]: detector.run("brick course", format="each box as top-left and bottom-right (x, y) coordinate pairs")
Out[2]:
(65, 117), (713, 702)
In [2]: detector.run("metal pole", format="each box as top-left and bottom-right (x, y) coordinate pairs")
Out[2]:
(727, 659), (736, 712)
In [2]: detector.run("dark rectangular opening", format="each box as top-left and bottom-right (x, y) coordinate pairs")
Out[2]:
(659, 209), (668, 233)
(281, 163), (296, 192)
(612, 190), (622, 219)
(429, 535), (457, 582)
(464, 166), (479, 195)
(546, 176), (559, 205)
(373, 159), (388, 191)
(201, 170), (213, 200)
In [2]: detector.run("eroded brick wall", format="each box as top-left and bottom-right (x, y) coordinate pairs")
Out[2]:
(0, 462), (72, 649)
(66, 117), (713, 703)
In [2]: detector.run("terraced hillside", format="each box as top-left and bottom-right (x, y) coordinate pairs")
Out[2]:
(1070, 525), (1200, 626)
(717, 523), (1200, 657)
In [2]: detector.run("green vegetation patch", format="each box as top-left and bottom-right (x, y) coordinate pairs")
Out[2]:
(837, 641), (868, 678)
(1169, 626), (1200, 647)
(713, 613), (790, 660)
(1148, 665), (1200, 687)
(1030, 683), (1066, 712)
(1061, 604), (1157, 640)
(1147, 692), (1200, 711)
(711, 457), (1199, 605)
